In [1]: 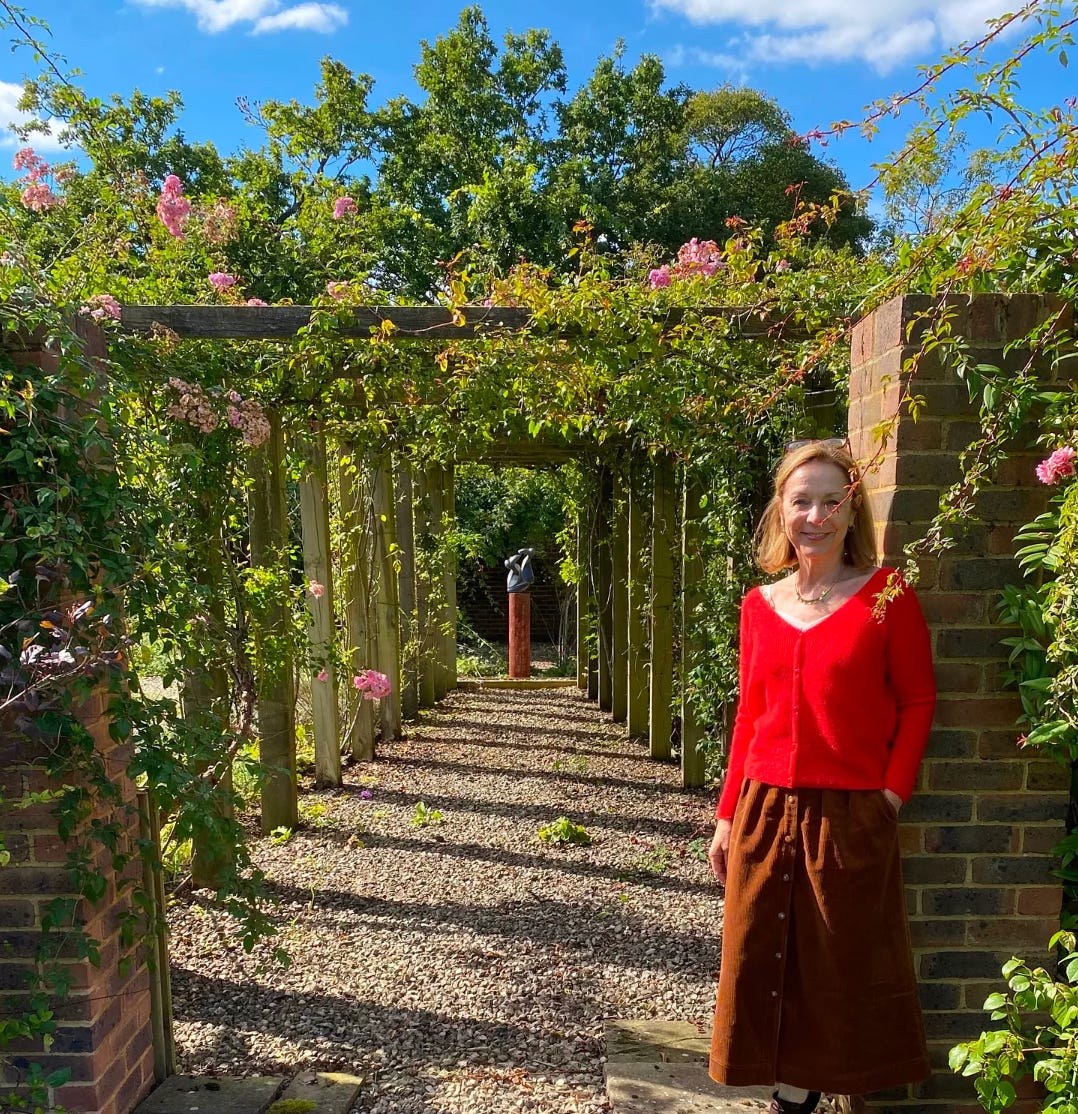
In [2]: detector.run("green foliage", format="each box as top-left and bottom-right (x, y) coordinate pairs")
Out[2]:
(537, 816), (592, 845)
(951, 932), (1078, 1112)
(411, 801), (445, 828)
(269, 826), (294, 844)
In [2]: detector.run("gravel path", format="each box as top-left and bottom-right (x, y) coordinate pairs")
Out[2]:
(168, 687), (725, 1114)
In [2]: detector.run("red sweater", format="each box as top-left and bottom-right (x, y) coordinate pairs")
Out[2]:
(716, 568), (936, 820)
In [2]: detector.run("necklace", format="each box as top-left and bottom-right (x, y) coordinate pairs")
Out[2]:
(794, 575), (840, 605)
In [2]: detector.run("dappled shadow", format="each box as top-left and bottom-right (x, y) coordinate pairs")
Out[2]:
(376, 752), (682, 793)
(303, 827), (715, 896)
(334, 783), (698, 840)
(258, 879), (721, 972)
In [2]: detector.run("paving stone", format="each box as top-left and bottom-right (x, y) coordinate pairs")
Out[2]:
(606, 1062), (773, 1114)
(133, 1075), (286, 1114)
(274, 1072), (365, 1114)
(606, 1020), (711, 1063)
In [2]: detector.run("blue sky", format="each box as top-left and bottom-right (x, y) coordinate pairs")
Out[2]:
(0, 0), (1068, 202)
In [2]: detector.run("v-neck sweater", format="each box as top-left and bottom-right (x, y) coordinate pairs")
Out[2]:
(716, 568), (936, 820)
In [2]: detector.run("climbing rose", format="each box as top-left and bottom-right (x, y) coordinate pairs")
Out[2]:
(157, 174), (191, 237)
(1036, 447), (1076, 485)
(208, 272), (238, 289)
(353, 669), (391, 700)
(333, 196), (357, 219)
(246, 298), (268, 307)
(13, 147), (48, 178)
(166, 377), (219, 434)
(648, 266), (671, 289)
(79, 294), (122, 322)
(326, 280), (351, 301)
(307, 580), (326, 600)
(317, 669), (329, 683)
(225, 396), (271, 448)
(20, 181), (58, 212)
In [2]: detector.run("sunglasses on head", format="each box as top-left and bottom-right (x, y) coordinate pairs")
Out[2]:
(784, 437), (849, 455)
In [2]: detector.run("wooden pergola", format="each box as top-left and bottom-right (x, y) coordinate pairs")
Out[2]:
(120, 303), (815, 837)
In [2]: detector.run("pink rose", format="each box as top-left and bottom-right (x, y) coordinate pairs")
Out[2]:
(308, 580), (326, 600)
(1036, 447), (1076, 485)
(648, 265), (671, 289)
(317, 669), (329, 683)
(209, 272), (238, 289)
(333, 196), (358, 219)
(246, 298), (268, 307)
(353, 669), (391, 701)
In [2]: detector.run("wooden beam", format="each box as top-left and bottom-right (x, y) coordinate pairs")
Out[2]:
(649, 456), (676, 761)
(681, 469), (707, 789)
(119, 303), (810, 342)
(627, 460), (650, 740)
(394, 457), (419, 722)
(429, 464), (448, 700)
(297, 426), (342, 786)
(610, 469), (628, 724)
(249, 409), (297, 834)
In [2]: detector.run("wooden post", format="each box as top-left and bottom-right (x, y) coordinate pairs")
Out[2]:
(649, 456), (675, 760)
(298, 426), (342, 786)
(395, 457), (420, 721)
(372, 458), (403, 740)
(249, 408), (297, 833)
(627, 461), (650, 740)
(611, 468), (629, 724)
(576, 516), (588, 690)
(681, 468), (707, 788)
(340, 445), (375, 761)
(586, 493), (600, 701)
(596, 467), (613, 713)
(444, 464), (458, 691)
(180, 523), (233, 888)
(413, 466), (437, 708)
(428, 464), (448, 699)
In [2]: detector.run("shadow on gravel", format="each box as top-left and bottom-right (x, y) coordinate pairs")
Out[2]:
(170, 966), (588, 1073)
(297, 828), (715, 896)
(258, 880), (722, 973)
(356, 753), (688, 796)
(334, 784), (700, 840)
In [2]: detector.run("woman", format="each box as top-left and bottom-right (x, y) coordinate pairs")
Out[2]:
(707, 440), (936, 1114)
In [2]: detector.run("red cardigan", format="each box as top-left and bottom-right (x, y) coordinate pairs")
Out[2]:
(716, 568), (936, 820)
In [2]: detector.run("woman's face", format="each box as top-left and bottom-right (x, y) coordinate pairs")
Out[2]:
(779, 459), (854, 564)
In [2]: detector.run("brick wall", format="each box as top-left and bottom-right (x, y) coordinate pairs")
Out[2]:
(848, 293), (1072, 1111)
(0, 321), (156, 1114)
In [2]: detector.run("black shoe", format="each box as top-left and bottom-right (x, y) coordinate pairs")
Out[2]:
(769, 1092), (821, 1114)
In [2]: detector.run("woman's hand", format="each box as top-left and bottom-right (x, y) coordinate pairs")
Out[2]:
(709, 819), (733, 884)
(883, 788), (902, 815)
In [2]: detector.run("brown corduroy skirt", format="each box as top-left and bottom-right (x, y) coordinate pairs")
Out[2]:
(709, 781), (929, 1096)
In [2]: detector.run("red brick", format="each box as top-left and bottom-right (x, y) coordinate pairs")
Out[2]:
(935, 696), (1020, 727)
(977, 793), (1067, 823)
(931, 663), (983, 694)
(979, 730), (1025, 759)
(1022, 824), (1065, 854)
(929, 760), (1023, 792)
(1026, 761), (1069, 791)
(1016, 886), (1063, 916)
(966, 916), (1060, 949)
(920, 592), (987, 624)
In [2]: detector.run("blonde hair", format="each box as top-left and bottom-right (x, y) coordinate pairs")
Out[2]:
(756, 440), (878, 574)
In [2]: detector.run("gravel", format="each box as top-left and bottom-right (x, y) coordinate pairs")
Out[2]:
(168, 686), (724, 1113)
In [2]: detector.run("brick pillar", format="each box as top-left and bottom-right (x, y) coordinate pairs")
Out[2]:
(848, 293), (1072, 1110)
(0, 321), (156, 1114)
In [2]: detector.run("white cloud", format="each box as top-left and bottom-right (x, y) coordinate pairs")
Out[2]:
(0, 80), (66, 152)
(131, 0), (348, 35)
(253, 3), (347, 33)
(650, 0), (1014, 73)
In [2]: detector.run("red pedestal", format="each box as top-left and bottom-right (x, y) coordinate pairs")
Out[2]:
(508, 592), (531, 678)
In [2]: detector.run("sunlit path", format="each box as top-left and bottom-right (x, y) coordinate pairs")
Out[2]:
(168, 688), (723, 1114)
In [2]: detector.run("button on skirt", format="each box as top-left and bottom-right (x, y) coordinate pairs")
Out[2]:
(709, 781), (929, 1096)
